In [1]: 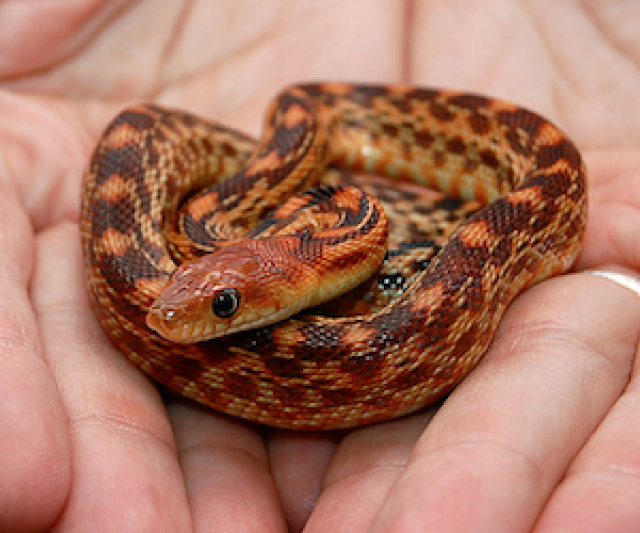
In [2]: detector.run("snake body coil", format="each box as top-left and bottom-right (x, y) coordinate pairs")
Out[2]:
(81, 83), (587, 430)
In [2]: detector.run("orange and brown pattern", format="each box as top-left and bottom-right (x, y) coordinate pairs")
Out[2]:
(80, 82), (587, 430)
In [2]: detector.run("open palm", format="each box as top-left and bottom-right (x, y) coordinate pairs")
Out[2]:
(1, 2), (639, 532)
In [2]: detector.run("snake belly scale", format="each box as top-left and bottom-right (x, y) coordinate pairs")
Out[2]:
(80, 82), (587, 430)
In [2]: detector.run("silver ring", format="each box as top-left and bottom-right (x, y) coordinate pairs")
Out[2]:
(586, 270), (640, 298)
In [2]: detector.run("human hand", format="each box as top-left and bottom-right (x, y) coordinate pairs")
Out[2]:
(1, 2), (639, 532)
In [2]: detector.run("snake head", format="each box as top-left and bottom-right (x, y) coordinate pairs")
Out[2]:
(146, 239), (310, 343)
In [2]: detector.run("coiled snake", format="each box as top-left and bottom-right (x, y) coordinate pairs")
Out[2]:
(80, 83), (587, 430)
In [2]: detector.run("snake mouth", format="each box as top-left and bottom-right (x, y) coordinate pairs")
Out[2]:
(145, 306), (192, 343)
(146, 302), (291, 343)
(145, 303), (226, 343)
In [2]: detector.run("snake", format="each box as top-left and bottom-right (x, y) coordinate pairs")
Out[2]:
(80, 82), (587, 430)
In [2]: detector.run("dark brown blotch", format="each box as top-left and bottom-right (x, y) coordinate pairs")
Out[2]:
(482, 196), (533, 236)
(446, 136), (467, 155)
(347, 85), (396, 107)
(429, 101), (455, 122)
(91, 196), (137, 236)
(104, 108), (156, 136)
(479, 148), (501, 170)
(495, 108), (547, 136)
(446, 93), (492, 112)
(93, 143), (144, 184)
(97, 246), (160, 289)
(414, 129), (436, 149)
(537, 137), (583, 170)
(381, 122), (400, 138)
(466, 112), (492, 136)
(404, 87), (440, 105)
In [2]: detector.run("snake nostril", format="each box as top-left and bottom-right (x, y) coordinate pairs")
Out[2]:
(157, 307), (176, 322)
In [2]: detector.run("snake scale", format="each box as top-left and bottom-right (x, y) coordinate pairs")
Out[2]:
(80, 82), (587, 430)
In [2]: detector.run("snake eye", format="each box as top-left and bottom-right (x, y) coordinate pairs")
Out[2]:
(212, 288), (240, 318)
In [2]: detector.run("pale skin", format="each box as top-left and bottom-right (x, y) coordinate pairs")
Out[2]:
(1, 1), (640, 531)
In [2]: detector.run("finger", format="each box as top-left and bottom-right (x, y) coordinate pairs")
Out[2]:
(533, 272), (640, 532)
(167, 400), (288, 532)
(369, 273), (640, 532)
(303, 411), (433, 533)
(0, 187), (71, 532)
(267, 429), (339, 531)
(32, 222), (192, 532)
(587, 205), (640, 269)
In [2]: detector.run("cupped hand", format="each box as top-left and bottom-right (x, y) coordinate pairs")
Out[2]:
(1, 2), (639, 532)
